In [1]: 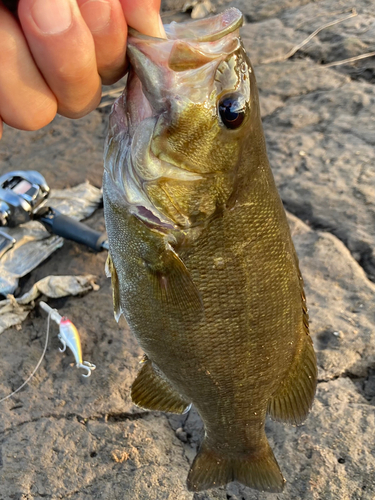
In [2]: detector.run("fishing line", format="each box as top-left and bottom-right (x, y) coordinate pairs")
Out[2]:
(0, 312), (50, 403)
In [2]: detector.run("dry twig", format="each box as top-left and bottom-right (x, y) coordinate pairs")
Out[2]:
(323, 51), (375, 68)
(97, 99), (122, 109)
(261, 8), (358, 65)
(295, 7), (357, 30)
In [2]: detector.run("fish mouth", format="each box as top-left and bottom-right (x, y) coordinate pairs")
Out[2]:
(126, 8), (243, 110)
(104, 77), (203, 231)
(104, 8), (244, 230)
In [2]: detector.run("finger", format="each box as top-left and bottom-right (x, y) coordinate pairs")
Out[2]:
(0, 117), (3, 140)
(119, 0), (166, 38)
(18, 0), (102, 119)
(0, 4), (57, 131)
(77, 0), (127, 85)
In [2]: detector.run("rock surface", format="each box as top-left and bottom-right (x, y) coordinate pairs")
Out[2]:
(0, 1), (374, 499)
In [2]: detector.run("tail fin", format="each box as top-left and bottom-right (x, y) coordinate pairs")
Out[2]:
(186, 439), (285, 493)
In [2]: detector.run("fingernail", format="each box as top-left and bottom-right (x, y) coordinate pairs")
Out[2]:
(80, 0), (111, 33)
(31, 0), (72, 35)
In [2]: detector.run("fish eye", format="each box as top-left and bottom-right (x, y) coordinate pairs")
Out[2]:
(218, 95), (246, 130)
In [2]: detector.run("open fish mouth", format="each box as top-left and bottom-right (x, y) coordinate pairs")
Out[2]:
(104, 8), (245, 230)
(126, 8), (243, 112)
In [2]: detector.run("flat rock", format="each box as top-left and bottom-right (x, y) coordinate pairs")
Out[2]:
(238, 7), (375, 282)
(280, 0), (375, 82)
(229, 0), (313, 22)
(0, 113), (107, 190)
(1, 413), (191, 500)
(258, 69), (375, 281)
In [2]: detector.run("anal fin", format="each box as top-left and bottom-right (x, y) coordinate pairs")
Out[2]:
(268, 335), (317, 425)
(187, 439), (285, 493)
(131, 357), (190, 414)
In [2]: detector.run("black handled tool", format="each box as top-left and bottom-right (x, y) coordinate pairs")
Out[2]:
(36, 207), (108, 251)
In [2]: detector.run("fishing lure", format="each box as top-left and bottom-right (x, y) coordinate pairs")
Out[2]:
(39, 301), (96, 377)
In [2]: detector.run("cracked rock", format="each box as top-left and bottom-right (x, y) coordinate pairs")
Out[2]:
(260, 77), (375, 282)
(0, 414), (191, 500)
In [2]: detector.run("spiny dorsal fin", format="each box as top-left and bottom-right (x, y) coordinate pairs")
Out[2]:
(131, 357), (190, 414)
(267, 335), (317, 425)
(145, 247), (204, 316)
(187, 439), (285, 493)
(105, 253), (121, 322)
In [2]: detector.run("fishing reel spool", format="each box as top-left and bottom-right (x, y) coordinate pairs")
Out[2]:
(0, 170), (49, 227)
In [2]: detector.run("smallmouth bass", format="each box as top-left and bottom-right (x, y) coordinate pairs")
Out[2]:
(103, 8), (317, 493)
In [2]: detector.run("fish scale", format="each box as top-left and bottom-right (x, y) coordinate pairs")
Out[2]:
(103, 7), (317, 494)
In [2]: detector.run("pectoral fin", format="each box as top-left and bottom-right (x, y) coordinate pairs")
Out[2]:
(145, 246), (204, 315)
(131, 357), (190, 414)
(268, 335), (317, 425)
(105, 253), (121, 322)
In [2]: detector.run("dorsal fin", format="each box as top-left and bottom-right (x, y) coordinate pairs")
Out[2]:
(267, 250), (318, 425)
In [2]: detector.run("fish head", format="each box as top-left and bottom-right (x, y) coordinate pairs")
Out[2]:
(104, 8), (261, 232)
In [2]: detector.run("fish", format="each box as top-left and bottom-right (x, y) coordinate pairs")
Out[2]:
(103, 7), (317, 493)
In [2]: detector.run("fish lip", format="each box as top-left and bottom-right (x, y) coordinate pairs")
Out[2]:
(126, 46), (167, 114)
(127, 8), (243, 42)
(126, 8), (243, 108)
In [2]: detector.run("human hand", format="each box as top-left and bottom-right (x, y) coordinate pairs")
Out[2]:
(0, 0), (165, 139)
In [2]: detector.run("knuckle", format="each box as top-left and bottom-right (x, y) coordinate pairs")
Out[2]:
(53, 56), (94, 86)
(1, 96), (57, 131)
(49, 51), (102, 117)
(98, 54), (127, 85)
(57, 85), (102, 119)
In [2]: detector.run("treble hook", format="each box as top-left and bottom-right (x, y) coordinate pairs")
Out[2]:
(78, 360), (97, 378)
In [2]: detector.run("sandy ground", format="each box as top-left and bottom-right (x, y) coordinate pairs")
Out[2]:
(0, 1), (374, 499)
